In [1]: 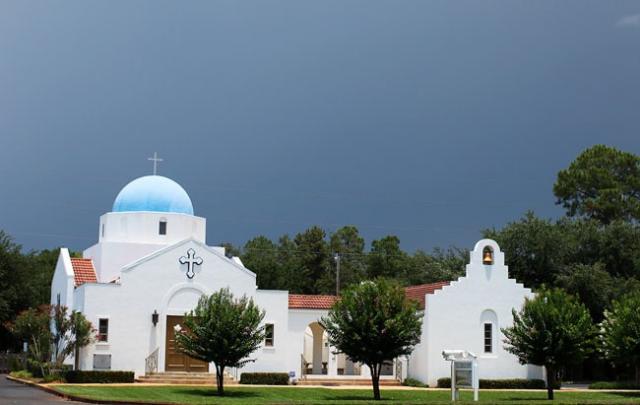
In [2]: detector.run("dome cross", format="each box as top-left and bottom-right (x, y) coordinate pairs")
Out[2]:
(148, 152), (163, 175)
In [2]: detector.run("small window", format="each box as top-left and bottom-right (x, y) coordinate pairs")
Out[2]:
(98, 318), (109, 342)
(101, 224), (105, 238)
(484, 323), (492, 353)
(265, 324), (274, 347)
(159, 220), (167, 235)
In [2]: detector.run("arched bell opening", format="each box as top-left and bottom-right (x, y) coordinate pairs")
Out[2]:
(482, 246), (494, 265)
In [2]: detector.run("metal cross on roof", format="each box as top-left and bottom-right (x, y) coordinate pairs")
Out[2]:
(148, 152), (163, 175)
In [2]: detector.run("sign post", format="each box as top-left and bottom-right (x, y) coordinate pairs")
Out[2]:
(442, 350), (479, 402)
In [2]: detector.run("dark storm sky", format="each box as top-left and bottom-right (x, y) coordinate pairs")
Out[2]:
(1, 1), (639, 253)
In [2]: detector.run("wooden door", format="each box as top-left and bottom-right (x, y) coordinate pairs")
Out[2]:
(165, 316), (209, 372)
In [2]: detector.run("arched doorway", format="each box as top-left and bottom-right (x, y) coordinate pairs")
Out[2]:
(303, 322), (328, 375)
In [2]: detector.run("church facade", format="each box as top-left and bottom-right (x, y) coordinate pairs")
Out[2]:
(50, 174), (543, 386)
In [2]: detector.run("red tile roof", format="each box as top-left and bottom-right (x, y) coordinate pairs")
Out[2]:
(288, 294), (337, 310)
(287, 281), (450, 310)
(404, 281), (450, 310)
(71, 258), (98, 287)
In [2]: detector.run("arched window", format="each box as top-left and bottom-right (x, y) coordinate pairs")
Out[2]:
(480, 309), (498, 355)
(484, 323), (493, 353)
(482, 246), (494, 265)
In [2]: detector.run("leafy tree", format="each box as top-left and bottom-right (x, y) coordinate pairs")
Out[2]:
(405, 247), (466, 285)
(241, 236), (280, 289)
(7, 306), (52, 377)
(50, 298), (95, 372)
(276, 235), (304, 293)
(329, 226), (366, 291)
(175, 288), (265, 396)
(294, 226), (331, 294)
(502, 288), (597, 400)
(367, 236), (408, 279)
(555, 263), (615, 322)
(601, 291), (640, 385)
(483, 212), (573, 288)
(70, 311), (95, 370)
(321, 279), (422, 400)
(554, 145), (640, 224)
(219, 242), (241, 258)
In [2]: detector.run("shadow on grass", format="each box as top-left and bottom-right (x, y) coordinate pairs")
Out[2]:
(611, 392), (640, 399)
(172, 388), (260, 399)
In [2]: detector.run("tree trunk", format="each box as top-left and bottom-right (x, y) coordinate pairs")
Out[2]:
(635, 364), (640, 386)
(546, 366), (555, 401)
(74, 346), (79, 370)
(370, 363), (381, 400)
(215, 365), (225, 396)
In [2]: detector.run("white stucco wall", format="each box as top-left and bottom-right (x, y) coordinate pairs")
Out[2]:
(74, 239), (257, 376)
(409, 239), (543, 386)
(50, 248), (74, 308)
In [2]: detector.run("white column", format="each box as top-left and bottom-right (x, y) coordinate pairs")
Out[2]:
(311, 324), (324, 375)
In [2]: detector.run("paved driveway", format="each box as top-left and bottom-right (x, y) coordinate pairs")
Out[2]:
(0, 375), (83, 405)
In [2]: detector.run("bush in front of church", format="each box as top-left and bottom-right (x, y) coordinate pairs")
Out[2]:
(239, 372), (289, 385)
(436, 377), (550, 389)
(64, 370), (134, 383)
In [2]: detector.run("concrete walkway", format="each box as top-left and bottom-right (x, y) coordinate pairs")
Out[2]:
(0, 375), (82, 405)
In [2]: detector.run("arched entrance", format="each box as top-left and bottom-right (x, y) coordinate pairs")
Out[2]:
(303, 322), (328, 375)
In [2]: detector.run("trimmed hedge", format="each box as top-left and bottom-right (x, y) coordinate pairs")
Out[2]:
(240, 372), (289, 385)
(402, 377), (428, 388)
(437, 377), (549, 389)
(589, 381), (640, 390)
(64, 370), (135, 383)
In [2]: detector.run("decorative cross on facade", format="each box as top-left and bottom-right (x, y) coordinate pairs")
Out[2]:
(148, 152), (163, 175)
(179, 248), (203, 279)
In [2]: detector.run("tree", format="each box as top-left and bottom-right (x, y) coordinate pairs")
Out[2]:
(321, 279), (422, 400)
(175, 288), (265, 396)
(367, 236), (408, 279)
(329, 226), (366, 291)
(405, 247), (466, 285)
(483, 212), (573, 288)
(7, 306), (52, 377)
(294, 226), (331, 294)
(502, 288), (597, 400)
(555, 263), (615, 322)
(601, 291), (640, 385)
(241, 236), (281, 289)
(554, 145), (640, 224)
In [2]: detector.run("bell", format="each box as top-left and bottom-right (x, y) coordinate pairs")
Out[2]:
(482, 249), (493, 265)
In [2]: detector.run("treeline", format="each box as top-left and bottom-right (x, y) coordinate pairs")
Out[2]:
(223, 228), (467, 295)
(0, 234), (62, 350)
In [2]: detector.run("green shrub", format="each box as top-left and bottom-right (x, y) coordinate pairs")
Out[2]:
(239, 372), (289, 385)
(437, 377), (550, 389)
(9, 370), (33, 379)
(64, 370), (134, 383)
(589, 381), (640, 390)
(402, 377), (428, 388)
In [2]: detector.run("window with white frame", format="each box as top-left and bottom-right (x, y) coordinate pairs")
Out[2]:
(98, 318), (109, 342)
(265, 323), (274, 347)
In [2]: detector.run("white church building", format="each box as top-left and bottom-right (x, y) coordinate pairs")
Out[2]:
(50, 174), (543, 386)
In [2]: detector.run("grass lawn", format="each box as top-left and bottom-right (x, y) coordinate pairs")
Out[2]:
(53, 385), (640, 404)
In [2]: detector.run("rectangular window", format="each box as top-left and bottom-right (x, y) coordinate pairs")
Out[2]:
(98, 318), (109, 342)
(159, 221), (167, 235)
(484, 323), (492, 353)
(265, 323), (274, 347)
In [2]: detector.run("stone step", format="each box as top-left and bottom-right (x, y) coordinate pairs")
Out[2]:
(137, 372), (236, 385)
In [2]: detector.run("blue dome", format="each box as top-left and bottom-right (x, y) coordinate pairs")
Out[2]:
(112, 175), (194, 215)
